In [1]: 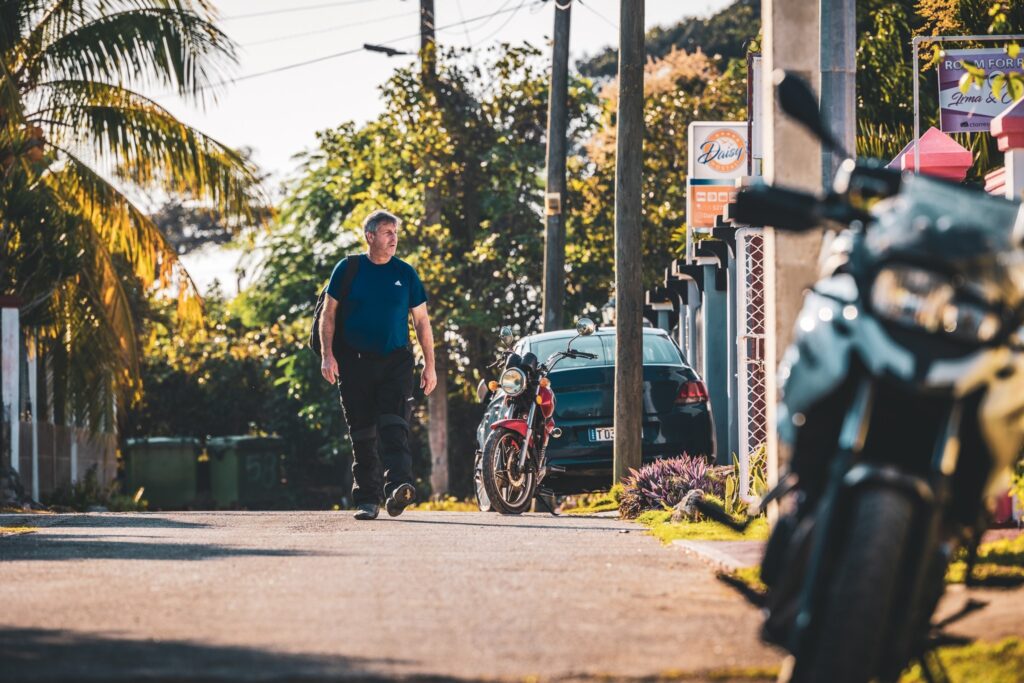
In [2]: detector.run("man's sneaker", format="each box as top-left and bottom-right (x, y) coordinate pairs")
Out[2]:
(353, 503), (379, 520)
(385, 483), (416, 517)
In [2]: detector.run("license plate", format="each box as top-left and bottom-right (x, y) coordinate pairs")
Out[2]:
(589, 427), (614, 442)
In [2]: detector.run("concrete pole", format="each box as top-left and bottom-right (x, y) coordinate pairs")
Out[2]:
(1, 303), (19, 474)
(820, 0), (857, 185)
(27, 334), (39, 501)
(699, 261), (730, 465)
(612, 0), (645, 485)
(761, 0), (823, 504)
(543, 0), (571, 332)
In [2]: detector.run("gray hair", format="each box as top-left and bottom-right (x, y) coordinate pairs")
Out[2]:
(363, 209), (401, 234)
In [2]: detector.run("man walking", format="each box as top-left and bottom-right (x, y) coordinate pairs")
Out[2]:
(319, 210), (437, 520)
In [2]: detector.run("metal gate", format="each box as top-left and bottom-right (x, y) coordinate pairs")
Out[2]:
(735, 228), (767, 498)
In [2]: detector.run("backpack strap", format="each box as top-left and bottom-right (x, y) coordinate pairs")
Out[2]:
(309, 254), (362, 358)
(330, 254), (361, 356)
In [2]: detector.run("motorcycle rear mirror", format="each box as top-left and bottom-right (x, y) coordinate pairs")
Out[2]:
(576, 317), (596, 336)
(498, 326), (514, 347)
(774, 70), (846, 157)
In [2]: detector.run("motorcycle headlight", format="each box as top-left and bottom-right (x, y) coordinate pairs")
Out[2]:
(499, 368), (527, 397)
(871, 265), (1001, 343)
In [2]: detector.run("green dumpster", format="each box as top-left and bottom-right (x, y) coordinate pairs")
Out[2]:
(124, 437), (201, 509)
(207, 436), (286, 509)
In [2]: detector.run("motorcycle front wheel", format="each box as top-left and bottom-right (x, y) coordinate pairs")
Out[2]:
(796, 486), (916, 683)
(481, 427), (537, 515)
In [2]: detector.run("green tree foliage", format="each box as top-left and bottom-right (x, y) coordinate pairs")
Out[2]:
(0, 0), (264, 417)
(568, 50), (748, 301)
(855, 0), (1024, 174)
(162, 45), (598, 498)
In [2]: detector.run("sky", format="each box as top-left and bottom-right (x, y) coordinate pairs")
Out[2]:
(160, 0), (734, 186)
(168, 0), (734, 293)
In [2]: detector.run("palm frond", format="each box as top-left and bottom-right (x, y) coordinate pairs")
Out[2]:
(43, 148), (204, 326)
(34, 79), (263, 221)
(17, 5), (235, 102)
(80, 225), (141, 388)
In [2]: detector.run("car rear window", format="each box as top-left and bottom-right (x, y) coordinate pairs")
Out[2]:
(528, 335), (606, 371)
(528, 333), (684, 370)
(603, 334), (685, 366)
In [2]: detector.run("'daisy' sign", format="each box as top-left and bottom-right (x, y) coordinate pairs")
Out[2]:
(687, 122), (748, 230)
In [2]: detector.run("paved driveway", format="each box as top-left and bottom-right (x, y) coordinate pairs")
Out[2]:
(0, 511), (780, 681)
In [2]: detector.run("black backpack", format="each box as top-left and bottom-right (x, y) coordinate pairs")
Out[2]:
(309, 254), (360, 358)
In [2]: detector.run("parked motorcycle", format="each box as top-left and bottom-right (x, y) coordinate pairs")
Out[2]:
(720, 72), (1024, 682)
(478, 317), (599, 514)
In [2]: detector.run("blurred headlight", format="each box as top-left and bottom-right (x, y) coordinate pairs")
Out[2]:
(871, 265), (1001, 343)
(500, 368), (527, 396)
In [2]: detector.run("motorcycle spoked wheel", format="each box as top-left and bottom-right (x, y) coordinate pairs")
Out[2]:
(473, 451), (493, 512)
(481, 427), (537, 515)
(793, 486), (916, 683)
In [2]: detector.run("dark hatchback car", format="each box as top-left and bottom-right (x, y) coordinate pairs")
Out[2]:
(476, 327), (716, 494)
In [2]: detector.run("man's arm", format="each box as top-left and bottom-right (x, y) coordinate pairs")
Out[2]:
(320, 295), (340, 384)
(411, 302), (437, 395)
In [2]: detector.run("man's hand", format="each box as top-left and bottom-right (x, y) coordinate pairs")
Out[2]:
(420, 365), (437, 396)
(321, 354), (339, 384)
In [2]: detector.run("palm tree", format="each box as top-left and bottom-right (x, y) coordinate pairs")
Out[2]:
(0, 0), (263, 420)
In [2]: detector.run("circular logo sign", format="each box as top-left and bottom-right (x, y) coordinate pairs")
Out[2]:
(697, 128), (746, 174)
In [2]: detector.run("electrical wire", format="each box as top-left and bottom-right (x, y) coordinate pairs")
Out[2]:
(159, 0), (546, 97)
(578, 0), (616, 30)
(242, 10), (418, 47)
(453, 0), (475, 46)
(467, 0), (529, 47)
(221, 0), (378, 22)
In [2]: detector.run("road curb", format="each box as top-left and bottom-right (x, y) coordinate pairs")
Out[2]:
(672, 539), (765, 572)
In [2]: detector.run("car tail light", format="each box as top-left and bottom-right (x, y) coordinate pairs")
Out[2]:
(675, 380), (708, 405)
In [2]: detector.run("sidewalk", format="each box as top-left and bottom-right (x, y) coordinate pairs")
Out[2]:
(673, 526), (1024, 643)
(673, 527), (1022, 572)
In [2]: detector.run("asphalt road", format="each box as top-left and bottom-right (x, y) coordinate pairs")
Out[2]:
(0, 511), (781, 682)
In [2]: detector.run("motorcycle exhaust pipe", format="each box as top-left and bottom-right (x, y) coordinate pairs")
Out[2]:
(551, 428), (563, 438)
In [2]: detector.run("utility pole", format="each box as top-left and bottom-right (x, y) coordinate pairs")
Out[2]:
(819, 0), (856, 186)
(420, 0), (449, 496)
(761, 0), (823, 515)
(612, 0), (644, 485)
(542, 0), (572, 332)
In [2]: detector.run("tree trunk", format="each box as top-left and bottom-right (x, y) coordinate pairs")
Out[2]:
(427, 346), (448, 496)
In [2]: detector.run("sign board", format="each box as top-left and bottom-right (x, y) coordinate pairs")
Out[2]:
(687, 122), (748, 229)
(938, 48), (1024, 133)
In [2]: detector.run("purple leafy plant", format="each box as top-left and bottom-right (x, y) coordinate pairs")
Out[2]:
(618, 454), (724, 519)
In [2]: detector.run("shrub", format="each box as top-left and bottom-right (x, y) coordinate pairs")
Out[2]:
(618, 455), (723, 519)
(44, 465), (148, 512)
(723, 444), (768, 517)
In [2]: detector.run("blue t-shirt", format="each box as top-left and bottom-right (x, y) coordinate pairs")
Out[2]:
(326, 254), (427, 355)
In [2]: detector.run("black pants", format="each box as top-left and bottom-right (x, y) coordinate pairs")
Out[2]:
(338, 346), (415, 504)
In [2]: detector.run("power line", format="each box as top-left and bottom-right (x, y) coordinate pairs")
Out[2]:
(578, 0), (616, 30)
(467, 0), (529, 47)
(160, 0), (545, 96)
(441, 0), (516, 40)
(242, 10), (419, 47)
(221, 0), (378, 22)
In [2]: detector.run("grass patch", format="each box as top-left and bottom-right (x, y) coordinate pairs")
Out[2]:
(946, 534), (1024, 587)
(636, 509), (770, 543)
(900, 637), (1024, 683)
(407, 496), (479, 512)
(0, 526), (37, 537)
(560, 484), (624, 516)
